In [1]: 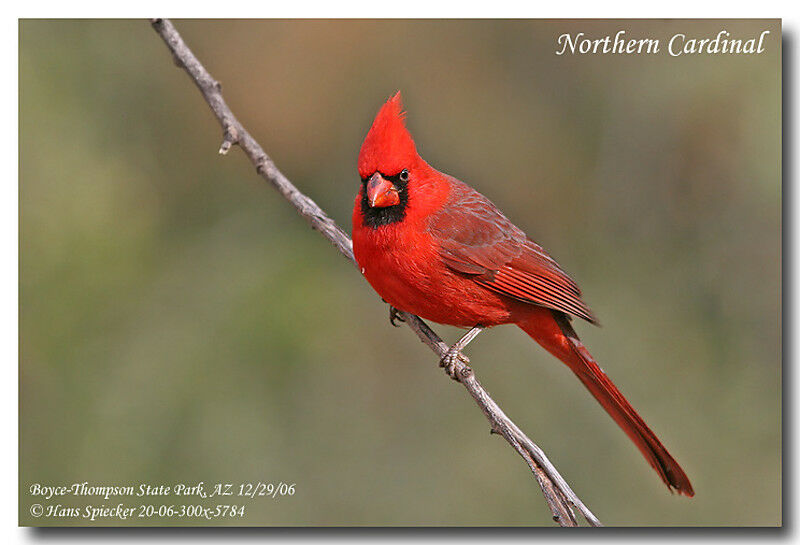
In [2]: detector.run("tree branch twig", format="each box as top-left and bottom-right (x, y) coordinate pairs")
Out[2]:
(150, 18), (602, 527)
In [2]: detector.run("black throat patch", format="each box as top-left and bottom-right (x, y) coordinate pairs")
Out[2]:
(359, 172), (409, 229)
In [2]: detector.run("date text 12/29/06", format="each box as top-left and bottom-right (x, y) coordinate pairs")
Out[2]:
(28, 481), (297, 501)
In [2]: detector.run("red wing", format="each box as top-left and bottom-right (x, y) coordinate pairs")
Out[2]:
(429, 179), (598, 324)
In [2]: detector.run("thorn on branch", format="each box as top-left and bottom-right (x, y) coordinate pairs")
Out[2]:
(219, 126), (239, 155)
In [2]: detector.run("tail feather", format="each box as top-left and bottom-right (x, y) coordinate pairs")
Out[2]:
(519, 310), (694, 497)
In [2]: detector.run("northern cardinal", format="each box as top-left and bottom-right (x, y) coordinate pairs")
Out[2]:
(351, 92), (693, 497)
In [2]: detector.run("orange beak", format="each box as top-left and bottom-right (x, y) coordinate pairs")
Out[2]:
(366, 173), (400, 208)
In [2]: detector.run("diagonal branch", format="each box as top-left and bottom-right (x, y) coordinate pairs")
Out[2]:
(150, 18), (602, 527)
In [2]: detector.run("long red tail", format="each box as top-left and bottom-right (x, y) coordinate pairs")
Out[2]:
(518, 309), (694, 497)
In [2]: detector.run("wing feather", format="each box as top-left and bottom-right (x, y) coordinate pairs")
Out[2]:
(429, 178), (598, 324)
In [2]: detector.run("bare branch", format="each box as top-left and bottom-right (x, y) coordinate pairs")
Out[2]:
(150, 18), (602, 527)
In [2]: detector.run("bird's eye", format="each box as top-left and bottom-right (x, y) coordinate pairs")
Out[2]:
(399, 169), (409, 182)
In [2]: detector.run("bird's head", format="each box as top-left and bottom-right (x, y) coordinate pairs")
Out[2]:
(357, 92), (423, 223)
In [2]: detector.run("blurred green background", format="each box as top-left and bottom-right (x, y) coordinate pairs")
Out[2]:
(20, 19), (780, 526)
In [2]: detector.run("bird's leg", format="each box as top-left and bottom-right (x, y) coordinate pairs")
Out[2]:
(389, 306), (406, 327)
(440, 326), (484, 380)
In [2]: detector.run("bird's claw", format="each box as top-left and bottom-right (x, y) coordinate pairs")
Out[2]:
(440, 347), (470, 381)
(389, 306), (406, 327)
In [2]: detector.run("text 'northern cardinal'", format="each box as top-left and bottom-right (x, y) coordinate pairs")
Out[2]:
(351, 92), (693, 497)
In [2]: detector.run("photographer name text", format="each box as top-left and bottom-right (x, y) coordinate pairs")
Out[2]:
(556, 30), (771, 56)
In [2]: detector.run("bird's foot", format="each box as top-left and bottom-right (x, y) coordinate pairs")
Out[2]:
(438, 326), (484, 381)
(440, 346), (470, 381)
(389, 306), (406, 327)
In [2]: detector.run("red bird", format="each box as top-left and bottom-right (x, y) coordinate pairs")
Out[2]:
(352, 92), (693, 497)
